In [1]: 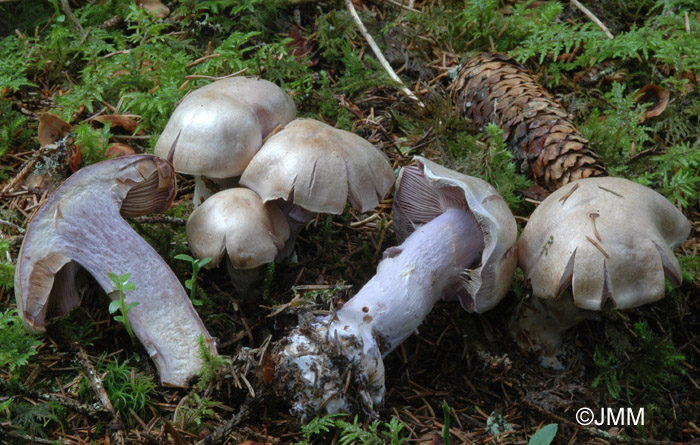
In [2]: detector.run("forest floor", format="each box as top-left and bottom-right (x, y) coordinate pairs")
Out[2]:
(1, 0), (699, 444)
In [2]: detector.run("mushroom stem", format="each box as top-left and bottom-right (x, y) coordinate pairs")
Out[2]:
(509, 295), (594, 369)
(16, 155), (217, 387)
(272, 207), (483, 418)
(193, 176), (239, 207)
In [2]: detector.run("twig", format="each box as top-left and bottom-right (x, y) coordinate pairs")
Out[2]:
(0, 376), (108, 418)
(570, 0), (614, 39)
(75, 346), (127, 445)
(60, 0), (86, 36)
(383, 0), (422, 13)
(194, 397), (254, 445)
(0, 428), (55, 444)
(344, 0), (425, 107)
(0, 144), (55, 197)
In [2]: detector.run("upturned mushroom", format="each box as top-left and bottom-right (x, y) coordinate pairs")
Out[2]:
(271, 157), (517, 418)
(514, 176), (691, 368)
(239, 118), (395, 256)
(154, 76), (296, 205)
(186, 187), (290, 294)
(15, 154), (217, 387)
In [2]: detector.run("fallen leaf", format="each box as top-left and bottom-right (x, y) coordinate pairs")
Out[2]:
(38, 113), (73, 146)
(105, 143), (136, 158)
(92, 114), (141, 133)
(635, 84), (670, 122)
(136, 0), (170, 18)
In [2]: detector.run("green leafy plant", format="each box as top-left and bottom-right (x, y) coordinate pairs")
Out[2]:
(593, 320), (685, 401)
(98, 356), (157, 420)
(297, 413), (407, 445)
(635, 142), (700, 210)
(0, 240), (15, 289)
(174, 254), (212, 306)
(175, 392), (222, 433)
(107, 272), (140, 342)
(197, 335), (231, 390)
(529, 423), (558, 445)
(442, 400), (451, 445)
(0, 308), (42, 374)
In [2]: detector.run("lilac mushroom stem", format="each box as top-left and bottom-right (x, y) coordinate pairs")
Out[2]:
(272, 207), (484, 418)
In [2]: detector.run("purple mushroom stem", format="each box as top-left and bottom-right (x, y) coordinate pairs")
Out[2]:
(272, 206), (484, 418)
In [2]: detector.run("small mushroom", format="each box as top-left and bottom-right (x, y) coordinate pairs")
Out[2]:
(154, 77), (295, 205)
(513, 176), (691, 368)
(271, 157), (517, 418)
(186, 188), (290, 294)
(239, 118), (394, 255)
(15, 155), (217, 387)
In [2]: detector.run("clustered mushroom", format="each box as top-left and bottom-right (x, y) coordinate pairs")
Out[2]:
(14, 154), (217, 387)
(271, 157), (517, 418)
(183, 117), (395, 294)
(154, 76), (296, 206)
(512, 176), (691, 368)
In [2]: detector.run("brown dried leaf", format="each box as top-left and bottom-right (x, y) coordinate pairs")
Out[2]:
(91, 114), (141, 133)
(105, 143), (136, 158)
(38, 113), (72, 147)
(136, 0), (169, 18)
(636, 84), (670, 122)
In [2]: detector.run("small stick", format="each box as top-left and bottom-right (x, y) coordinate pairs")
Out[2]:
(75, 346), (126, 445)
(194, 397), (253, 445)
(570, 0), (614, 39)
(60, 0), (86, 36)
(344, 0), (425, 107)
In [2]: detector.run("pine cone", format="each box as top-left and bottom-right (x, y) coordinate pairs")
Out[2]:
(451, 52), (606, 190)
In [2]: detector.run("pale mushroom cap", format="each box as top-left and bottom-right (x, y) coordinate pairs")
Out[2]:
(186, 188), (290, 269)
(198, 77), (296, 138)
(393, 156), (518, 313)
(154, 90), (262, 178)
(518, 176), (691, 311)
(239, 118), (395, 214)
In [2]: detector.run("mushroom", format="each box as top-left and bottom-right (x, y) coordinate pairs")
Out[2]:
(239, 118), (395, 256)
(14, 154), (217, 387)
(271, 157), (517, 418)
(513, 176), (691, 368)
(186, 188), (290, 294)
(154, 76), (296, 205)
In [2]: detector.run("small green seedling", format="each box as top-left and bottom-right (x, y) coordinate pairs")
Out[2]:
(108, 272), (140, 342)
(174, 254), (212, 306)
(442, 400), (451, 445)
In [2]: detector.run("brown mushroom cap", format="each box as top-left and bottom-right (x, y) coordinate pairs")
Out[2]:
(186, 188), (290, 269)
(154, 76), (295, 179)
(14, 154), (217, 387)
(393, 156), (518, 313)
(198, 77), (296, 138)
(239, 118), (394, 214)
(518, 176), (691, 311)
(154, 90), (263, 178)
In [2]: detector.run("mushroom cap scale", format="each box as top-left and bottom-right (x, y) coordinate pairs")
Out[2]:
(186, 188), (290, 269)
(393, 156), (518, 313)
(518, 176), (691, 310)
(239, 118), (395, 214)
(15, 155), (216, 387)
(154, 90), (263, 178)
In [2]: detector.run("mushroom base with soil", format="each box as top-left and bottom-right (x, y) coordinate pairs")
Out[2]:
(510, 295), (595, 369)
(271, 207), (484, 419)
